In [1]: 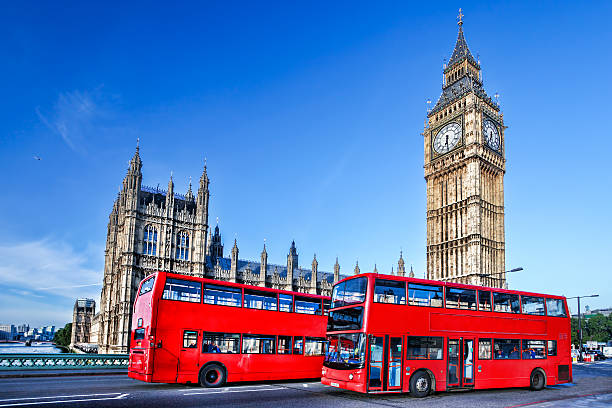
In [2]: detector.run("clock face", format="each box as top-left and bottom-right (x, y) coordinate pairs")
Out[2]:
(433, 122), (462, 154)
(483, 119), (500, 151)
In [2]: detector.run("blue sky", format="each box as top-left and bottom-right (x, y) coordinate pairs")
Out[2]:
(0, 1), (611, 327)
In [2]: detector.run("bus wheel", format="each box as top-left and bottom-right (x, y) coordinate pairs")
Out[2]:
(199, 364), (226, 388)
(530, 369), (546, 391)
(409, 371), (431, 398)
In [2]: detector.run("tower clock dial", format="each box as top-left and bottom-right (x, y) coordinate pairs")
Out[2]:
(433, 122), (462, 154)
(483, 119), (500, 151)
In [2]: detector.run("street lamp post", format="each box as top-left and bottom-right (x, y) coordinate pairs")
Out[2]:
(478, 267), (523, 287)
(566, 294), (599, 361)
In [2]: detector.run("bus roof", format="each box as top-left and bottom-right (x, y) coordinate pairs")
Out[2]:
(333, 272), (566, 300)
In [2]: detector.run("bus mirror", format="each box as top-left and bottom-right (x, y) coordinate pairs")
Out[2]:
(157, 341), (163, 349)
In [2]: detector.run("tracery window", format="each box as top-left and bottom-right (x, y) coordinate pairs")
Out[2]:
(176, 231), (189, 260)
(143, 225), (157, 255)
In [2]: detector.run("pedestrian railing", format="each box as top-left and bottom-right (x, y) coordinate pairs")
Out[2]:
(0, 354), (128, 370)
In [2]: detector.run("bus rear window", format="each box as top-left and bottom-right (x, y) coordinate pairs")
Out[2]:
(139, 276), (155, 296)
(162, 278), (201, 303)
(546, 298), (567, 317)
(332, 277), (367, 308)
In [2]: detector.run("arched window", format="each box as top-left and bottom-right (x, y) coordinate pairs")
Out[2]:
(176, 231), (189, 260)
(143, 225), (157, 256)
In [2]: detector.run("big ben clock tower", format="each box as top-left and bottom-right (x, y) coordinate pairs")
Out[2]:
(424, 10), (506, 288)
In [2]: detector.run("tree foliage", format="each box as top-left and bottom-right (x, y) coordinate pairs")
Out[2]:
(570, 314), (612, 346)
(53, 323), (72, 347)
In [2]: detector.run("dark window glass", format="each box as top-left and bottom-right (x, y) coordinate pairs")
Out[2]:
(323, 299), (331, 316)
(295, 296), (321, 315)
(332, 277), (368, 308)
(522, 340), (546, 359)
(203, 284), (241, 307)
(478, 291), (492, 311)
(202, 332), (240, 354)
(162, 278), (201, 303)
(445, 287), (477, 310)
(134, 328), (145, 340)
(547, 340), (557, 357)
(324, 333), (366, 369)
(327, 307), (364, 331)
(305, 337), (327, 356)
(293, 336), (304, 355)
(408, 284), (443, 307)
(279, 294), (293, 312)
(478, 338), (491, 359)
(183, 331), (198, 348)
(493, 292), (520, 313)
(374, 279), (406, 304)
(278, 336), (292, 354)
(521, 296), (545, 315)
(242, 335), (275, 354)
(493, 339), (521, 359)
(406, 336), (443, 360)
(244, 289), (278, 311)
(139, 276), (155, 296)
(546, 299), (567, 317)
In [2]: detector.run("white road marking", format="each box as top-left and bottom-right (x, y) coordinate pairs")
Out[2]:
(0, 393), (127, 407)
(0, 393), (122, 402)
(184, 386), (283, 396)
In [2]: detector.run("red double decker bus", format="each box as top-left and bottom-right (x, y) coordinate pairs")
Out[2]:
(322, 273), (571, 396)
(128, 271), (329, 387)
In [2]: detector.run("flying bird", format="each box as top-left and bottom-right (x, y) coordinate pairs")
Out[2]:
(33, 155), (41, 161)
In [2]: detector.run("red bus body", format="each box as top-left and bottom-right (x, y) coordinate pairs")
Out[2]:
(322, 273), (571, 395)
(129, 271), (329, 385)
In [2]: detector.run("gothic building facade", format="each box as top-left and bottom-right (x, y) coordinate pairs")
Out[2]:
(424, 14), (506, 288)
(98, 148), (342, 354)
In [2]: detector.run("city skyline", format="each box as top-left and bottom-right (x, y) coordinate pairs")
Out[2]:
(1, 1), (611, 326)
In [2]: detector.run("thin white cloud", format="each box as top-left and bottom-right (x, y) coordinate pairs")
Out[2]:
(35, 86), (106, 153)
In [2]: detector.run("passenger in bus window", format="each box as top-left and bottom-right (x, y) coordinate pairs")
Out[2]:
(509, 346), (519, 359)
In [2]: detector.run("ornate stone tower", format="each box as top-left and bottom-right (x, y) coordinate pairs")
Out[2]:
(424, 11), (506, 288)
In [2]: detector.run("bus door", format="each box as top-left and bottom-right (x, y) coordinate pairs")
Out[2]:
(367, 334), (403, 392)
(447, 337), (475, 389)
(177, 330), (200, 381)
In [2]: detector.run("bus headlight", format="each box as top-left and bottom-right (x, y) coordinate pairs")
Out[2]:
(348, 373), (354, 380)
(322, 368), (326, 375)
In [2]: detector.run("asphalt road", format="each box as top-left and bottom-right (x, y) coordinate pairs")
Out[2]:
(0, 361), (611, 407)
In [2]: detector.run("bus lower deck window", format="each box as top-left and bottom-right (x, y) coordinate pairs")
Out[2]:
(293, 337), (304, 354)
(547, 340), (557, 356)
(522, 340), (546, 359)
(242, 335), (275, 354)
(478, 339), (491, 359)
(183, 331), (198, 348)
(494, 339), (521, 359)
(406, 336), (443, 360)
(202, 332), (240, 353)
(278, 336), (292, 354)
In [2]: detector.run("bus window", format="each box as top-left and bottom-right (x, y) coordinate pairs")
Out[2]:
(547, 340), (557, 356)
(183, 331), (198, 348)
(162, 278), (201, 303)
(244, 289), (278, 311)
(374, 279), (406, 304)
(304, 337), (327, 356)
(521, 296), (545, 315)
(522, 340), (546, 359)
(278, 336), (292, 354)
(406, 336), (443, 360)
(445, 287), (476, 310)
(493, 292), (520, 313)
(242, 335), (276, 354)
(139, 276), (155, 296)
(293, 336), (304, 354)
(202, 332), (240, 353)
(327, 307), (364, 331)
(408, 283), (443, 307)
(295, 296), (321, 315)
(323, 299), (331, 315)
(478, 339), (491, 359)
(332, 277), (367, 308)
(324, 333), (366, 369)
(203, 284), (241, 307)
(546, 299), (567, 317)
(478, 290), (492, 311)
(493, 339), (521, 359)
(279, 294), (293, 312)
(134, 328), (145, 340)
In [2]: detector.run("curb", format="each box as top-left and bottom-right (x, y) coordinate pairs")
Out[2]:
(0, 370), (127, 379)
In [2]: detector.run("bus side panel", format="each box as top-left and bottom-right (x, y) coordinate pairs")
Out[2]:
(151, 327), (181, 383)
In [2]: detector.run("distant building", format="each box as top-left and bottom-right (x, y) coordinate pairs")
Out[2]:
(0, 324), (16, 341)
(571, 307), (612, 319)
(71, 298), (96, 345)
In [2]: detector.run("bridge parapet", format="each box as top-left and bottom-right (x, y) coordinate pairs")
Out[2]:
(0, 354), (128, 370)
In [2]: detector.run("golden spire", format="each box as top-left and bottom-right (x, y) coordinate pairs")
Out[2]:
(458, 8), (464, 27)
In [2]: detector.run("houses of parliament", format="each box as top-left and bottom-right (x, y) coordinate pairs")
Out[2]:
(93, 12), (507, 354)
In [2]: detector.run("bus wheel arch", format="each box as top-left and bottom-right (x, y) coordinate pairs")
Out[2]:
(409, 369), (435, 397)
(199, 362), (227, 388)
(529, 368), (546, 391)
